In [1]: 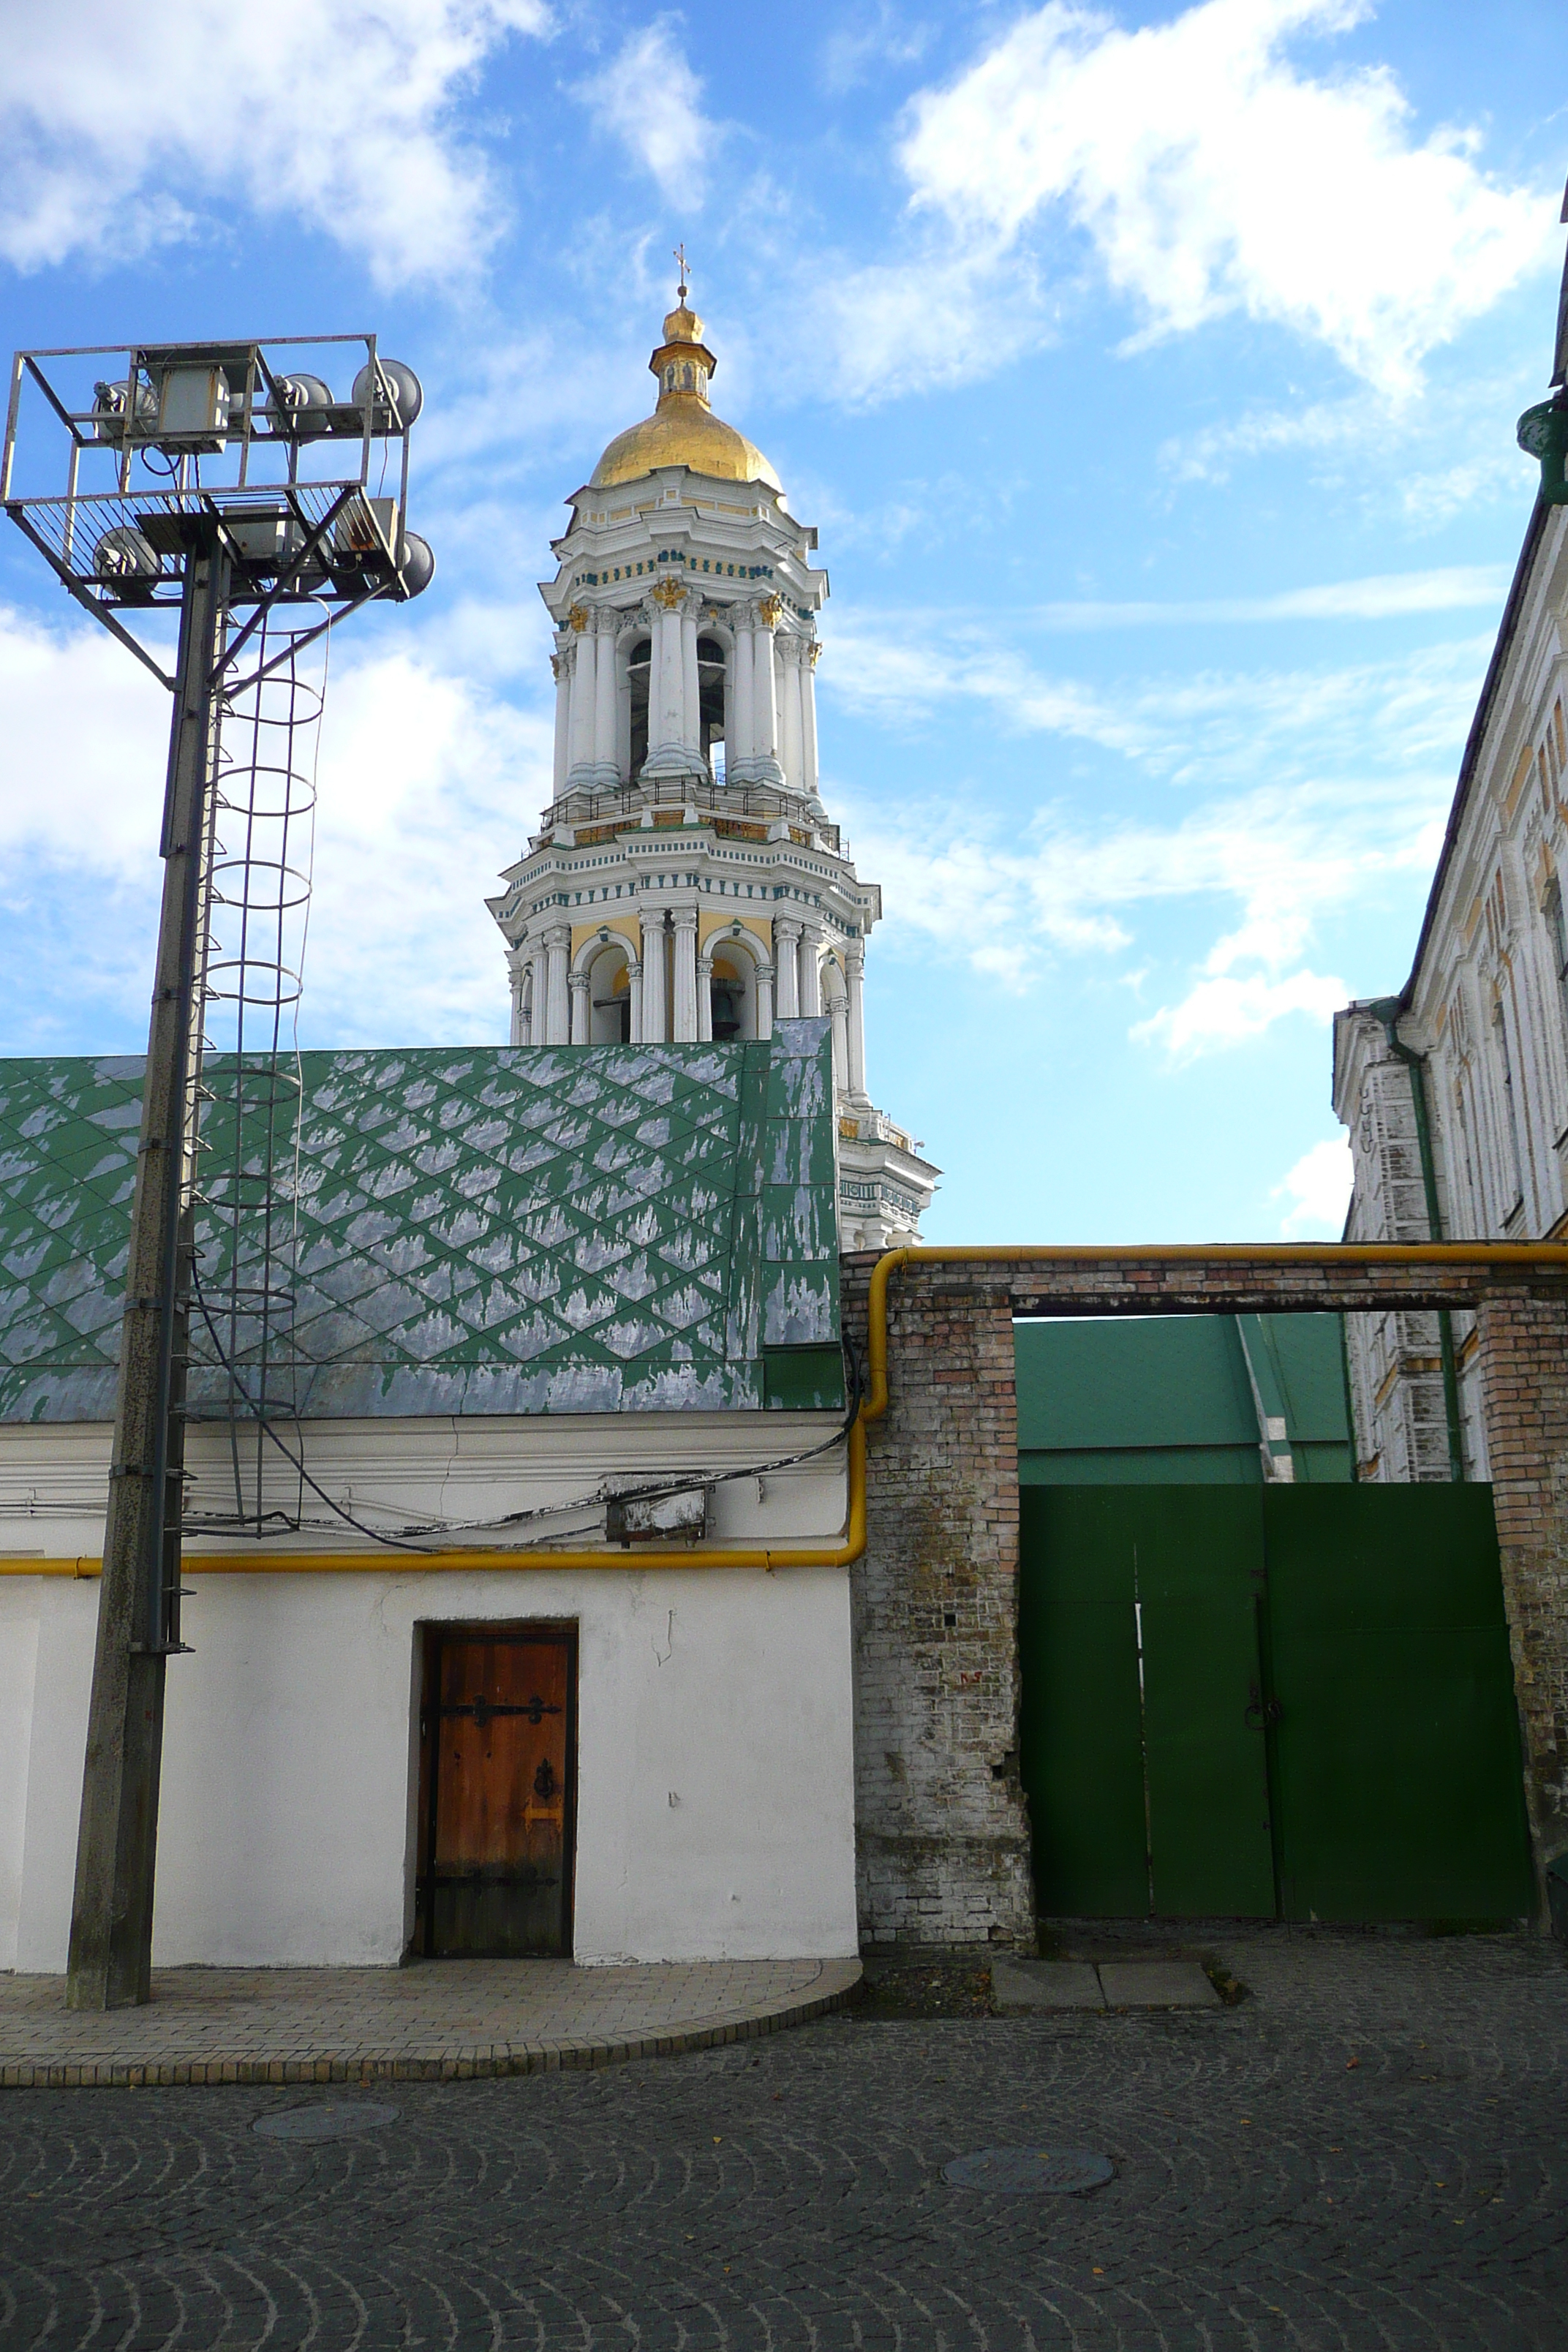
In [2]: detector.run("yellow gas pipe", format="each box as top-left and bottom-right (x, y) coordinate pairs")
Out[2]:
(7, 1239), (1568, 1578)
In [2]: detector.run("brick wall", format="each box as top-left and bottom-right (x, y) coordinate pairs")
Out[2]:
(1477, 1287), (1568, 1851)
(844, 1248), (1568, 1937)
(840, 1256), (1033, 1950)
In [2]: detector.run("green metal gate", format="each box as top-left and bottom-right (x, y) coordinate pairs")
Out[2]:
(1019, 1483), (1534, 1923)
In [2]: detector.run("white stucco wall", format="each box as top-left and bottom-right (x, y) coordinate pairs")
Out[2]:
(0, 1563), (859, 1970)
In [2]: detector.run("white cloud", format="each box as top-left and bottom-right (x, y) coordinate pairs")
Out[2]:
(0, 0), (550, 284)
(575, 23), (717, 200)
(1131, 965), (1347, 1060)
(824, 606), (1490, 789)
(855, 0), (1554, 401)
(306, 645), (551, 1040)
(821, 6), (934, 96)
(0, 600), (547, 1050)
(0, 605), (170, 875)
(1273, 1133), (1354, 1235)
(827, 617), (1473, 1052)
(1026, 566), (1512, 629)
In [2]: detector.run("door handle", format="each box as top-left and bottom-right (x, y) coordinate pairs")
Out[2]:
(1244, 1681), (1282, 1728)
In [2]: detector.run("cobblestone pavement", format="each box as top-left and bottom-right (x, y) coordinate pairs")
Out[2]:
(0, 1959), (860, 2087)
(3, 1926), (1566, 2351)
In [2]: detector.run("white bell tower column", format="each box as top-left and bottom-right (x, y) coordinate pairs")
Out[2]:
(544, 924), (571, 1045)
(551, 648), (570, 800)
(592, 607), (619, 780)
(799, 919), (824, 1017)
(845, 943), (870, 1104)
(779, 633), (804, 796)
(802, 641), (821, 800)
(640, 908), (668, 1041)
(672, 908), (700, 1040)
(733, 617), (755, 769)
(774, 916), (801, 1017)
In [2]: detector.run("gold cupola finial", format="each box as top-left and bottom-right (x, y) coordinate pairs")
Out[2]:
(587, 254), (783, 492)
(653, 247), (714, 398)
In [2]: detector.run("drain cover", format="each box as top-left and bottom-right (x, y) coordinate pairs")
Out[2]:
(253, 2101), (401, 2143)
(944, 2146), (1114, 2194)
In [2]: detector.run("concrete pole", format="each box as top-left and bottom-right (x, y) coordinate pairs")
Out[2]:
(67, 524), (229, 2010)
(774, 916), (801, 1019)
(640, 909), (668, 1041)
(755, 960), (774, 1041)
(545, 926), (571, 1044)
(673, 908), (699, 1040)
(845, 944), (869, 1102)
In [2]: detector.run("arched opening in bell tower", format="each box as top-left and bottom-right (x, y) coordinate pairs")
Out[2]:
(707, 932), (764, 1041)
(586, 940), (633, 1042)
(698, 635), (725, 780)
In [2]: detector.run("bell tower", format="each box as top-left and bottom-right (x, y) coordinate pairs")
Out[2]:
(486, 274), (939, 1250)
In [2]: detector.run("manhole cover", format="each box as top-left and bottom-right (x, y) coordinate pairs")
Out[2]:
(253, 2101), (401, 2143)
(944, 2146), (1114, 2194)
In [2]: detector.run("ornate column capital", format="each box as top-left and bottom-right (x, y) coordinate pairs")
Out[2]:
(543, 920), (571, 949)
(671, 905), (699, 934)
(774, 913), (802, 940)
(776, 630), (804, 666)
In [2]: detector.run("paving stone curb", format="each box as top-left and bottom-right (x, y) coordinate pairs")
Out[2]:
(0, 1968), (862, 2090)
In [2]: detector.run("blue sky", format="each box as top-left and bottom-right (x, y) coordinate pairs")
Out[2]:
(1, 0), (1566, 1243)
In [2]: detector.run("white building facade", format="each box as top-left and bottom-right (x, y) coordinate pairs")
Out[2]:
(487, 284), (938, 1251)
(1333, 498), (1568, 1480)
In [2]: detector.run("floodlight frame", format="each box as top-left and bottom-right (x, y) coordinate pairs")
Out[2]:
(1, 333), (422, 691)
(4, 325), (430, 2013)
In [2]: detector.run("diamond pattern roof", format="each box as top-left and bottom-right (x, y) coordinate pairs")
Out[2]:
(0, 1022), (840, 1422)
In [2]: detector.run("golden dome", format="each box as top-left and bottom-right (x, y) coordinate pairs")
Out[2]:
(590, 287), (782, 494)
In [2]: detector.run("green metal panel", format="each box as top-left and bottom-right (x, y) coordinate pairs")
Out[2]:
(1134, 1489), (1277, 1918)
(1014, 1313), (1353, 1487)
(1019, 1487), (1275, 1918)
(1263, 1485), (1534, 1923)
(1018, 1489), (1150, 1916)
(1016, 1318), (1258, 1454)
(1019, 1444), (1263, 1486)
(0, 1026), (842, 1422)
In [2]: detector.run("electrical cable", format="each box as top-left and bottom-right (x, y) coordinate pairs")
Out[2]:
(181, 1258), (863, 1550)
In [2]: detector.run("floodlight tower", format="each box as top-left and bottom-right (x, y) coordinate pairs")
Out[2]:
(1, 336), (434, 2009)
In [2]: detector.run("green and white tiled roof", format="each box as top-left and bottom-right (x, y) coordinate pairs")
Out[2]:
(0, 1021), (842, 1422)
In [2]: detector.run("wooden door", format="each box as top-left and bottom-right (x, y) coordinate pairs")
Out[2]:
(416, 1622), (576, 1958)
